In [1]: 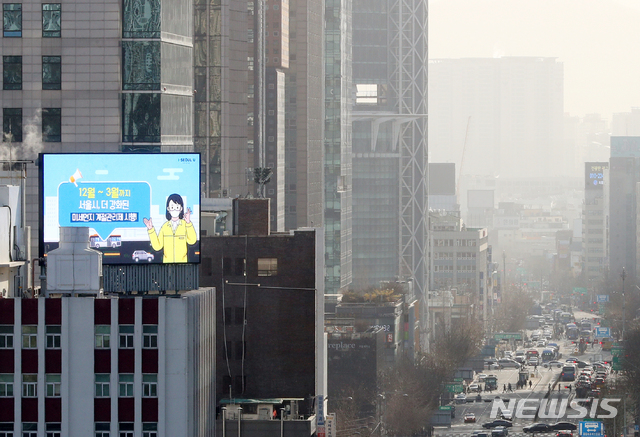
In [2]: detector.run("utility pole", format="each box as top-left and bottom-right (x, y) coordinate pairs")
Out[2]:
(621, 268), (626, 340)
(621, 267), (626, 437)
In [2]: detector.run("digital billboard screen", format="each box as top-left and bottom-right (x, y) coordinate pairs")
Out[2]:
(40, 153), (200, 264)
(585, 162), (607, 190)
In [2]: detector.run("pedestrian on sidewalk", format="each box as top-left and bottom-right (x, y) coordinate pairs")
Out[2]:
(548, 383), (551, 392)
(503, 384), (507, 393)
(569, 384), (572, 394)
(529, 380), (532, 389)
(508, 383), (512, 392)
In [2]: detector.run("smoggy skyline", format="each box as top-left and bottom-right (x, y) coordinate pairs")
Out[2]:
(430, 0), (640, 119)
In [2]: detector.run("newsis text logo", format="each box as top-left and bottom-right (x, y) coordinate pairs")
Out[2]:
(490, 398), (620, 420)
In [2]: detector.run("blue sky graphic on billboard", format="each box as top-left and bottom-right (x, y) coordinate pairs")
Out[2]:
(42, 153), (200, 264)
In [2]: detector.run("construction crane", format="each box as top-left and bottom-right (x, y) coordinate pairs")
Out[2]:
(456, 116), (472, 201)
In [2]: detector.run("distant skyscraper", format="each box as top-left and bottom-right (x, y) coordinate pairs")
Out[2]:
(609, 137), (640, 285)
(582, 162), (608, 282)
(429, 57), (564, 180)
(324, 0), (353, 292)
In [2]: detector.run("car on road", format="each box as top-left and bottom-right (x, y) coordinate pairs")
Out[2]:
(550, 422), (578, 431)
(472, 431), (490, 437)
(478, 373), (488, 381)
(455, 393), (466, 404)
(498, 359), (521, 368)
(133, 250), (155, 262)
(482, 420), (513, 429)
(528, 357), (540, 366)
(523, 423), (552, 433)
(469, 383), (480, 392)
(492, 427), (509, 437)
(543, 360), (563, 368)
(465, 412), (477, 423)
(556, 432), (572, 437)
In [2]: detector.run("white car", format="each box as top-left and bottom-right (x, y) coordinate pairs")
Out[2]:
(478, 373), (488, 381)
(528, 357), (540, 366)
(468, 383), (480, 392)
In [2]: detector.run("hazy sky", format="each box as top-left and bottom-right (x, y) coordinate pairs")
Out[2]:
(430, 0), (640, 119)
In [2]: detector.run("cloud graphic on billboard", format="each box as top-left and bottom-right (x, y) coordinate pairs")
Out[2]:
(157, 168), (183, 180)
(58, 181), (151, 240)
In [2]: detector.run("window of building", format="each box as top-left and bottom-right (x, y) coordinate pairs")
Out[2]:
(3, 3), (21, 37)
(3, 108), (22, 142)
(119, 374), (134, 397)
(118, 423), (133, 437)
(46, 325), (61, 349)
(0, 422), (14, 437)
(42, 4), (61, 37)
(0, 326), (13, 348)
(3, 56), (22, 90)
(42, 108), (61, 142)
(248, 56), (254, 71)
(121, 93), (160, 143)
(142, 423), (157, 437)
(22, 326), (37, 349)
(122, 41), (161, 90)
(46, 374), (61, 397)
(257, 258), (278, 276)
(45, 423), (60, 437)
(142, 374), (157, 397)
(119, 325), (134, 348)
(22, 375), (37, 397)
(122, 0), (159, 38)
(0, 374), (13, 397)
(95, 423), (110, 437)
(142, 325), (157, 349)
(95, 325), (110, 348)
(95, 374), (110, 397)
(42, 56), (61, 90)
(22, 423), (36, 437)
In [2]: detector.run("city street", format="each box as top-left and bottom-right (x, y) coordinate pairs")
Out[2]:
(434, 312), (613, 437)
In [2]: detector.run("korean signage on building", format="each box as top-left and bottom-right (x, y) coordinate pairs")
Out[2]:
(40, 153), (200, 264)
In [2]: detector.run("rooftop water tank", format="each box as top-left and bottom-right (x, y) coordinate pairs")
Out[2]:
(47, 227), (102, 295)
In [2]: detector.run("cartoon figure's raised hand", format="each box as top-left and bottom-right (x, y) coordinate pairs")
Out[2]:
(184, 207), (192, 223)
(143, 217), (153, 230)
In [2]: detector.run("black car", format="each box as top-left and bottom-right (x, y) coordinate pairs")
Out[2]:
(550, 422), (578, 431)
(524, 423), (552, 433)
(482, 420), (514, 429)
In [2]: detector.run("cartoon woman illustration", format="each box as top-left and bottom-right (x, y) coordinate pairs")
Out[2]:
(143, 193), (197, 263)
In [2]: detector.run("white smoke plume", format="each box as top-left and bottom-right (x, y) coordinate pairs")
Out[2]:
(0, 108), (45, 162)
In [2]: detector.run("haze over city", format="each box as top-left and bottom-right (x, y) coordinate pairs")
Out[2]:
(430, 0), (640, 118)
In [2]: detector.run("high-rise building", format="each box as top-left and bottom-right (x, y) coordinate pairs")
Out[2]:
(609, 137), (640, 285)
(323, 0), (352, 293)
(1, 0), (193, 278)
(429, 57), (564, 181)
(582, 162), (608, 282)
(284, 0), (325, 230)
(351, 0), (429, 312)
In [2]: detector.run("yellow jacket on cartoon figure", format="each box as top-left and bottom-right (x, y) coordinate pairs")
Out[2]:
(148, 220), (197, 263)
